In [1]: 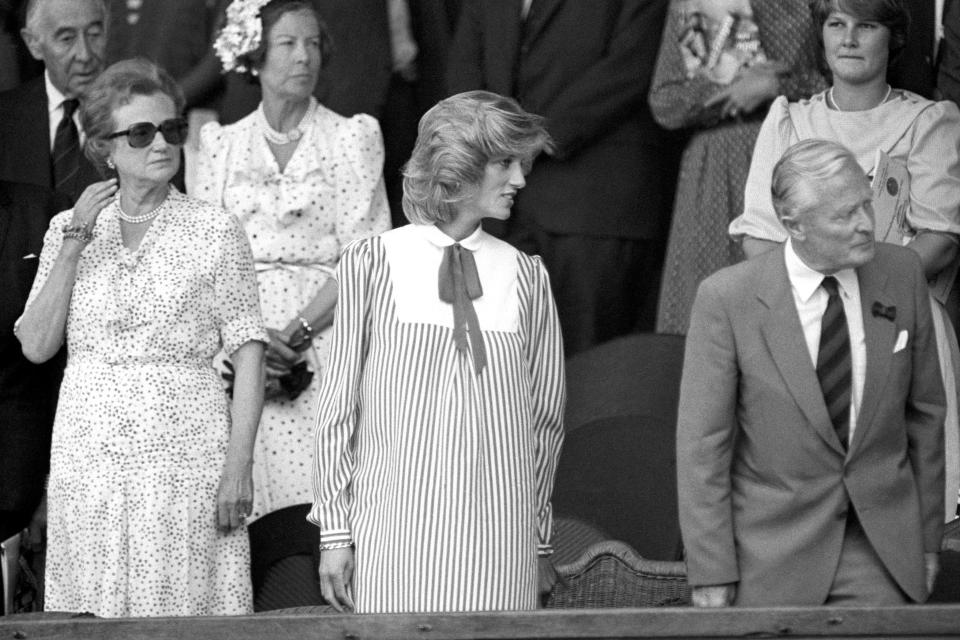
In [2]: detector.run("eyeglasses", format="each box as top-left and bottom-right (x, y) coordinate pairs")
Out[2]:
(107, 118), (189, 148)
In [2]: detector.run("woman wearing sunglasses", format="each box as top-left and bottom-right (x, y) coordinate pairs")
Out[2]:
(193, 0), (390, 608)
(15, 58), (268, 617)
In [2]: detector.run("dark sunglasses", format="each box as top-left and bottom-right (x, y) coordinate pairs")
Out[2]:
(107, 118), (188, 148)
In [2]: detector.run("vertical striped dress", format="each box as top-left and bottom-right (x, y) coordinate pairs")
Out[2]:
(309, 223), (566, 613)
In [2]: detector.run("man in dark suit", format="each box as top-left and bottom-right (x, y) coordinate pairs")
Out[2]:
(445, 0), (678, 355)
(0, 0), (106, 203)
(0, 181), (66, 545)
(940, 0), (960, 104)
(888, 0), (937, 97)
(678, 139), (945, 607)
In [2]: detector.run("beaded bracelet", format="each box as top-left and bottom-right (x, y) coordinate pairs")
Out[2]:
(62, 224), (94, 243)
(297, 315), (314, 338)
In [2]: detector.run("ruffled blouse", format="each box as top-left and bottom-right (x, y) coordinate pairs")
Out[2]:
(193, 102), (390, 268)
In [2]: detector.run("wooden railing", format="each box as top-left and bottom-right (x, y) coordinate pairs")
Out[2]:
(3, 605), (960, 639)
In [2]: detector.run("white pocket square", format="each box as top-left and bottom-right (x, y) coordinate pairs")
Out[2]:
(22, 253), (37, 260)
(893, 329), (908, 353)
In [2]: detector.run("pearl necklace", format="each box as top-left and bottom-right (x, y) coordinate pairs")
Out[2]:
(117, 192), (167, 224)
(258, 97), (317, 145)
(828, 84), (892, 112)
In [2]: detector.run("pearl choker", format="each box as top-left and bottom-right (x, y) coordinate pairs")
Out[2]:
(828, 84), (892, 112)
(258, 97), (317, 145)
(117, 193), (167, 224)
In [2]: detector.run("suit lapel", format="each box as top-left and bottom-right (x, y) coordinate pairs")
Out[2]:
(522, 0), (564, 46)
(849, 262), (896, 455)
(758, 249), (846, 455)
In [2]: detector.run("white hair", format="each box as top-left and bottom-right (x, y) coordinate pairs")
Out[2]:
(24, 0), (108, 33)
(771, 138), (864, 221)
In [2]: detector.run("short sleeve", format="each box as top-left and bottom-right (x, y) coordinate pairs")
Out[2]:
(334, 114), (391, 246)
(212, 208), (268, 354)
(904, 100), (960, 236)
(20, 210), (71, 320)
(191, 121), (228, 205)
(728, 96), (796, 242)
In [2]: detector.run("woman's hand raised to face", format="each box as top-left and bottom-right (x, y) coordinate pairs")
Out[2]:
(703, 62), (786, 119)
(70, 178), (118, 232)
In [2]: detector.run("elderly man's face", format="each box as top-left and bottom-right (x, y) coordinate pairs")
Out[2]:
(23, 0), (106, 98)
(790, 162), (876, 274)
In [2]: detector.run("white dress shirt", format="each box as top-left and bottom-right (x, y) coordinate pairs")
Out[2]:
(785, 239), (866, 444)
(45, 71), (85, 153)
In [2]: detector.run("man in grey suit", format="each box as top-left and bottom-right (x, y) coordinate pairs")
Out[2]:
(677, 139), (945, 607)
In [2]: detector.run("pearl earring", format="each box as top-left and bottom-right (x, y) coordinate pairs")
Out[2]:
(107, 158), (115, 170)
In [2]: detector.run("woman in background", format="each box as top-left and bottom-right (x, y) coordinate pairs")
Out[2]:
(311, 91), (565, 613)
(650, 0), (825, 334)
(194, 0), (391, 607)
(16, 58), (266, 617)
(729, 0), (960, 522)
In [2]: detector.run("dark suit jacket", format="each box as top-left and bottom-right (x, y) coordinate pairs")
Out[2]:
(677, 244), (945, 605)
(0, 181), (67, 522)
(0, 76), (101, 202)
(888, 0), (937, 98)
(939, 0), (960, 104)
(446, 0), (675, 239)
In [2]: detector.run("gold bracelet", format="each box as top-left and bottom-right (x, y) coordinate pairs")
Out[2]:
(62, 223), (94, 243)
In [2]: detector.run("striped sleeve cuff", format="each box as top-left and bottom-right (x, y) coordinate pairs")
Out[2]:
(319, 529), (353, 550)
(537, 543), (554, 558)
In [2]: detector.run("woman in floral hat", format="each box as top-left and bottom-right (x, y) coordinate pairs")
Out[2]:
(193, 0), (390, 609)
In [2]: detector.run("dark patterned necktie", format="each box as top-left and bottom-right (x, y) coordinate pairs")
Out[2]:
(438, 243), (487, 375)
(817, 276), (852, 450)
(53, 98), (80, 199)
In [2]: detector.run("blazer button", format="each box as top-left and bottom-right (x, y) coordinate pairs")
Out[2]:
(836, 509), (848, 520)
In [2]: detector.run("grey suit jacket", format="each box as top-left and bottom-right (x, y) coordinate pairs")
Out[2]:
(677, 244), (945, 605)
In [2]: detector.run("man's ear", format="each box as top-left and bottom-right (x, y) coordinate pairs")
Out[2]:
(779, 210), (805, 242)
(21, 27), (45, 62)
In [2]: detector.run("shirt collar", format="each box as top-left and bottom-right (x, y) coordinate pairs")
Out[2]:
(784, 239), (858, 302)
(416, 223), (487, 252)
(44, 71), (69, 116)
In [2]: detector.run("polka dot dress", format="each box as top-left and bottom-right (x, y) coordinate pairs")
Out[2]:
(25, 189), (269, 617)
(193, 102), (391, 522)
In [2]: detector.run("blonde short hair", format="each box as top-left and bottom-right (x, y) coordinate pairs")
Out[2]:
(401, 90), (553, 225)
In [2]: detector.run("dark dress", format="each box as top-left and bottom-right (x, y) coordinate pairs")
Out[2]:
(651, 0), (826, 334)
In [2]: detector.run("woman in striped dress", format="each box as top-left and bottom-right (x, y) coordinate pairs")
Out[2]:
(309, 91), (566, 613)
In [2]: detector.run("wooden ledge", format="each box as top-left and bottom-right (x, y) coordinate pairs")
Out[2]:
(3, 605), (960, 639)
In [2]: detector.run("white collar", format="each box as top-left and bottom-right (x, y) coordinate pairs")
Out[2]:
(784, 238), (858, 303)
(416, 223), (487, 252)
(44, 71), (71, 115)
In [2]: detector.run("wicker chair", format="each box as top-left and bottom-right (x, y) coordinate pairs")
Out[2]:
(545, 540), (691, 608)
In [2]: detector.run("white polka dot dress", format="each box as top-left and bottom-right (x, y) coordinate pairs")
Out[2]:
(193, 102), (391, 522)
(24, 189), (269, 617)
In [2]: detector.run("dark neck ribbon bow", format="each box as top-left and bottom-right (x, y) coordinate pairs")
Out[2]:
(438, 243), (487, 375)
(871, 301), (897, 322)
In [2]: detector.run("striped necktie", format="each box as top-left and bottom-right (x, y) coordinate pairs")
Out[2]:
(438, 243), (487, 375)
(817, 276), (852, 450)
(53, 98), (80, 200)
